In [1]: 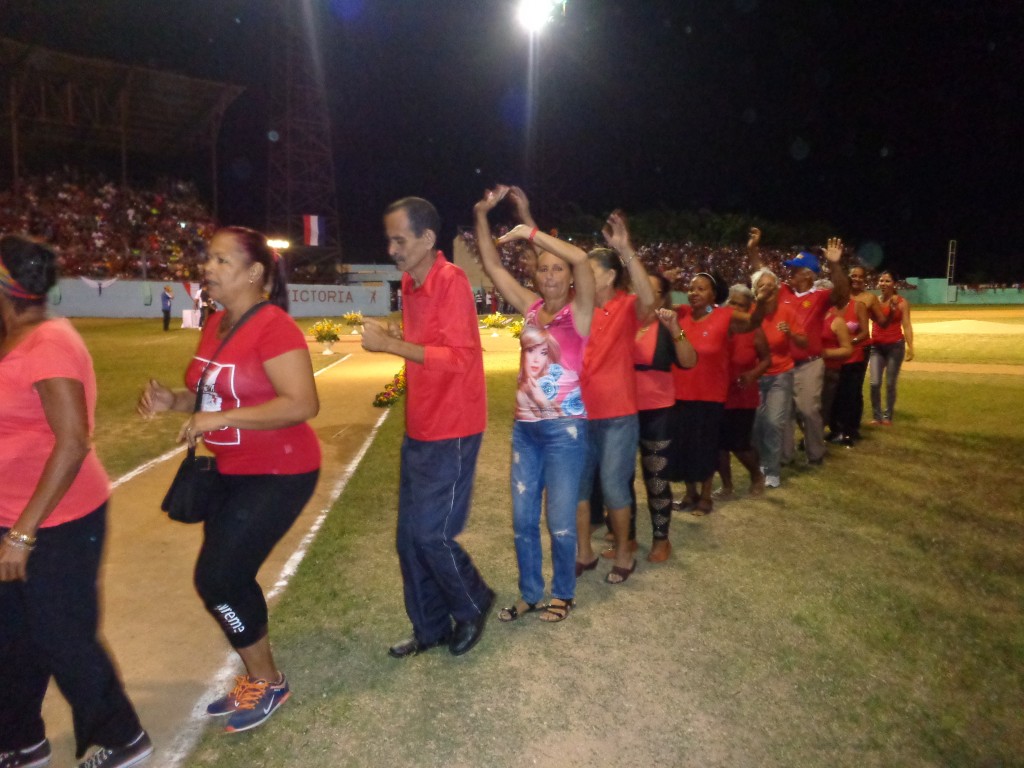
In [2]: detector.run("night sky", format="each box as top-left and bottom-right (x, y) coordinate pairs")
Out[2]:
(3, 0), (1022, 280)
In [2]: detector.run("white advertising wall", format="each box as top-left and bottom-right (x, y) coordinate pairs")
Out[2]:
(47, 278), (396, 318)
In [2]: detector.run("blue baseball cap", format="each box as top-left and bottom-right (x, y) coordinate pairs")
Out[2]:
(783, 251), (821, 273)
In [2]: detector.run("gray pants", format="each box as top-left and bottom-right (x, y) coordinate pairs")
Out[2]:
(782, 357), (825, 463)
(869, 340), (906, 421)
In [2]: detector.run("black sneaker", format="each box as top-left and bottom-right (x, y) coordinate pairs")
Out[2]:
(76, 732), (153, 768)
(0, 739), (51, 768)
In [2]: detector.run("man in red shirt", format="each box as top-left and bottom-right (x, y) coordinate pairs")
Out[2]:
(362, 197), (494, 659)
(749, 230), (849, 465)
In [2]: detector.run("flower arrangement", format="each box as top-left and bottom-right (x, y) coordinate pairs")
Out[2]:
(309, 319), (341, 343)
(480, 312), (510, 329)
(507, 318), (525, 338)
(341, 311), (363, 326)
(373, 366), (408, 408)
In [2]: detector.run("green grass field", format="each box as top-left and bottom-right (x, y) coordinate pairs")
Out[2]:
(72, 312), (1024, 767)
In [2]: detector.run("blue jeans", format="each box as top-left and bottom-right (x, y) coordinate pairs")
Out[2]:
(579, 414), (640, 509)
(511, 418), (588, 603)
(754, 370), (793, 477)
(869, 340), (905, 421)
(397, 433), (492, 644)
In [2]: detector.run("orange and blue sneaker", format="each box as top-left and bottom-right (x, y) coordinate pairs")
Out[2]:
(205, 675), (250, 717)
(222, 675), (291, 733)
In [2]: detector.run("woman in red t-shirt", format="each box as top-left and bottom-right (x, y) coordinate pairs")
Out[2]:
(821, 300), (856, 445)
(633, 275), (697, 563)
(715, 284), (770, 500)
(672, 274), (767, 514)
(869, 271), (914, 424)
(577, 212), (659, 585)
(139, 227), (320, 734)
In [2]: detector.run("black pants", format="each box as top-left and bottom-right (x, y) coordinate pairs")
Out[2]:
(674, 400), (724, 483)
(0, 504), (143, 758)
(162, 309), (171, 331)
(837, 360), (868, 437)
(194, 470), (319, 649)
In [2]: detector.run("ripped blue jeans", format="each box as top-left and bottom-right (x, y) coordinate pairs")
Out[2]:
(510, 418), (589, 603)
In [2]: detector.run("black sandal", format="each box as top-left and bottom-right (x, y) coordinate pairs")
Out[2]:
(497, 599), (540, 622)
(538, 598), (574, 623)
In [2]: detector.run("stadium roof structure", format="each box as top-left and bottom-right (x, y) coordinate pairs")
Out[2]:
(0, 37), (244, 190)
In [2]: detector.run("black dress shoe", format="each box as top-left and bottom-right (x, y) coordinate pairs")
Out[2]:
(449, 590), (495, 656)
(388, 635), (449, 659)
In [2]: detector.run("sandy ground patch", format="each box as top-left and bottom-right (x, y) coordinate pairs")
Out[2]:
(913, 319), (1024, 335)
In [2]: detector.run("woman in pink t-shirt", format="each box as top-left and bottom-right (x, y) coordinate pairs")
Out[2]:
(0, 235), (151, 766)
(138, 227), (320, 734)
(473, 185), (595, 623)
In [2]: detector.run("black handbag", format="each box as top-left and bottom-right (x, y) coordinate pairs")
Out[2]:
(160, 301), (266, 523)
(161, 446), (227, 523)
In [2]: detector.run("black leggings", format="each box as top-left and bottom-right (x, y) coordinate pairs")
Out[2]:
(194, 470), (318, 649)
(639, 406), (676, 540)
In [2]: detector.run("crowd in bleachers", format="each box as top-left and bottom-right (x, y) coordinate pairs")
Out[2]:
(1, 170), (919, 292)
(0, 171), (215, 281)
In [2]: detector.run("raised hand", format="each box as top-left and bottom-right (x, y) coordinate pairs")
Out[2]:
(602, 210), (633, 254)
(755, 279), (776, 305)
(495, 223), (538, 246)
(507, 186), (536, 226)
(825, 236), (844, 263)
(473, 185), (510, 216)
(747, 227), (761, 249)
(655, 307), (681, 335)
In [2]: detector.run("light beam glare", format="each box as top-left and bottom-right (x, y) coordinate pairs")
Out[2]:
(518, 0), (557, 33)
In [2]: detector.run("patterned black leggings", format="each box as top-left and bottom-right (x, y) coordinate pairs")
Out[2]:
(639, 406), (676, 540)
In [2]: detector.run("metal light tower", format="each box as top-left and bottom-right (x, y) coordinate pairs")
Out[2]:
(266, 0), (342, 260)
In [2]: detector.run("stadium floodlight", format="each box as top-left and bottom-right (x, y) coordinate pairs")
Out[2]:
(517, 0), (560, 33)
(267, 238), (291, 250)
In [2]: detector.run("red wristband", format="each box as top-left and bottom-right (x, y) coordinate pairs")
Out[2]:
(527, 227), (538, 243)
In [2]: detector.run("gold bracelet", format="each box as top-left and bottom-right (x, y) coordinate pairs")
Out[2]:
(5, 530), (36, 550)
(676, 330), (687, 341)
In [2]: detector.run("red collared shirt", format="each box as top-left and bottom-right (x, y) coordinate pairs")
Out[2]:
(779, 284), (831, 360)
(401, 253), (486, 440)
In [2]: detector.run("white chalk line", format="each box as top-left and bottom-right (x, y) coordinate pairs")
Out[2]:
(155, 407), (391, 768)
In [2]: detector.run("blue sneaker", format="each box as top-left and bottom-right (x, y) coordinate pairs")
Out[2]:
(223, 675), (290, 733)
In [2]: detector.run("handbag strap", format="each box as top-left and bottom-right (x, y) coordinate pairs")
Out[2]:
(192, 301), (268, 413)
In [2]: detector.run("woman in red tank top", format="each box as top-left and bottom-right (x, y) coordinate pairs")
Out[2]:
(868, 271), (914, 424)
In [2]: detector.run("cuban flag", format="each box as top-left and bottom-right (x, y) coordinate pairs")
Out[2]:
(303, 215), (325, 246)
